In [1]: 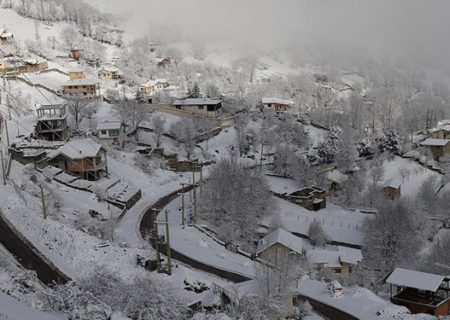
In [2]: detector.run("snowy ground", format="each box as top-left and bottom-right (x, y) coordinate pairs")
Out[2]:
(157, 193), (256, 279)
(0, 293), (66, 320)
(271, 197), (365, 247)
(377, 156), (442, 197)
(297, 279), (434, 320)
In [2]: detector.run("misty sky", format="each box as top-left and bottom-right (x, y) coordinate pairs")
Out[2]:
(92, 0), (450, 71)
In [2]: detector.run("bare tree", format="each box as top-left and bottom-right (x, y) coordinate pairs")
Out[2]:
(170, 118), (197, 159)
(152, 115), (166, 148)
(308, 220), (328, 247)
(60, 26), (81, 51)
(66, 97), (94, 129)
(119, 100), (149, 140)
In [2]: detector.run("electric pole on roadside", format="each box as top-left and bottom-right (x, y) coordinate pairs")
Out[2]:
(39, 185), (47, 219)
(4, 119), (10, 147)
(0, 150), (6, 185)
(154, 209), (172, 275)
(180, 183), (186, 226)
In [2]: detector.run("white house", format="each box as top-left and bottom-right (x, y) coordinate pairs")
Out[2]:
(96, 119), (121, 142)
(138, 79), (170, 95)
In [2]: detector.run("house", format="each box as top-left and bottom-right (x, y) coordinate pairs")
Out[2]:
(97, 66), (122, 80)
(286, 186), (326, 211)
(47, 138), (107, 181)
(62, 68), (101, 99)
(421, 138), (450, 160)
(138, 79), (170, 95)
(326, 169), (348, 196)
(385, 268), (450, 316)
(96, 119), (121, 143)
(156, 57), (171, 69)
(0, 57), (48, 74)
(382, 179), (401, 199)
(173, 98), (223, 118)
(255, 228), (304, 261)
(0, 28), (14, 44)
(306, 246), (363, 275)
(35, 104), (70, 141)
(262, 97), (295, 113)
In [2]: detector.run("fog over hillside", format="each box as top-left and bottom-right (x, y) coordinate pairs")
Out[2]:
(92, 0), (450, 73)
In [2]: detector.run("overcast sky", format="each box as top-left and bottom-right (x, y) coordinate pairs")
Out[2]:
(92, 0), (450, 70)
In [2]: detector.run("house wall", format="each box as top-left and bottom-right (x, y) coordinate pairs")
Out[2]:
(383, 186), (401, 199)
(177, 104), (222, 118)
(63, 84), (100, 98)
(69, 71), (85, 80)
(429, 144), (450, 160)
(259, 243), (298, 262)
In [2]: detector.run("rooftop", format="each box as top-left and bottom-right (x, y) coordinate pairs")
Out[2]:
(386, 268), (448, 292)
(173, 98), (222, 106)
(48, 138), (103, 160)
(421, 138), (450, 147)
(262, 97), (294, 106)
(63, 77), (100, 86)
(139, 79), (169, 87)
(97, 120), (121, 130)
(256, 228), (303, 255)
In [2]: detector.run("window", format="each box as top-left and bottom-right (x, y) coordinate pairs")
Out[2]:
(109, 129), (120, 137)
(198, 105), (204, 110)
(101, 130), (107, 134)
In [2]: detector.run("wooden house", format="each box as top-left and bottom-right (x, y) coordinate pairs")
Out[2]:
(173, 98), (223, 118)
(262, 97), (294, 113)
(286, 186), (326, 211)
(0, 28), (14, 44)
(306, 246), (363, 276)
(156, 57), (171, 69)
(386, 268), (450, 316)
(35, 104), (70, 141)
(421, 138), (450, 160)
(47, 138), (107, 181)
(63, 68), (100, 99)
(326, 170), (348, 196)
(382, 179), (401, 199)
(256, 228), (304, 261)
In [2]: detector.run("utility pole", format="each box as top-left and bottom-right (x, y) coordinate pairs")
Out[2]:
(0, 150), (6, 185)
(39, 185), (47, 219)
(6, 79), (11, 121)
(164, 209), (172, 275)
(180, 183), (185, 226)
(4, 119), (10, 147)
(193, 183), (198, 224)
(154, 217), (161, 271)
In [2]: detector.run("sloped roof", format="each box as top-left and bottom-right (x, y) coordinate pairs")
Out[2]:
(48, 138), (103, 160)
(337, 246), (363, 265)
(256, 228), (303, 255)
(326, 170), (348, 184)
(139, 79), (169, 87)
(386, 268), (447, 292)
(173, 98), (222, 106)
(382, 178), (401, 189)
(63, 77), (99, 86)
(262, 97), (294, 106)
(97, 120), (121, 130)
(306, 249), (341, 268)
(421, 138), (450, 147)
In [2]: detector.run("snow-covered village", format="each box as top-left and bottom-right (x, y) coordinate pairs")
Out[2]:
(1, 0), (450, 319)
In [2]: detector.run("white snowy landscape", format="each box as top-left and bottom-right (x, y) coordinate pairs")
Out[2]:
(1, 0), (450, 319)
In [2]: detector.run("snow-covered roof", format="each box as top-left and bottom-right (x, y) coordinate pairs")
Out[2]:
(326, 170), (348, 184)
(63, 77), (99, 86)
(48, 138), (103, 160)
(382, 178), (401, 189)
(421, 138), (450, 147)
(97, 120), (121, 130)
(337, 246), (363, 265)
(386, 268), (448, 292)
(173, 98), (222, 106)
(139, 79), (169, 87)
(69, 66), (85, 73)
(306, 249), (341, 268)
(99, 66), (119, 73)
(256, 228), (303, 255)
(431, 125), (450, 133)
(0, 32), (13, 38)
(262, 97), (294, 106)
